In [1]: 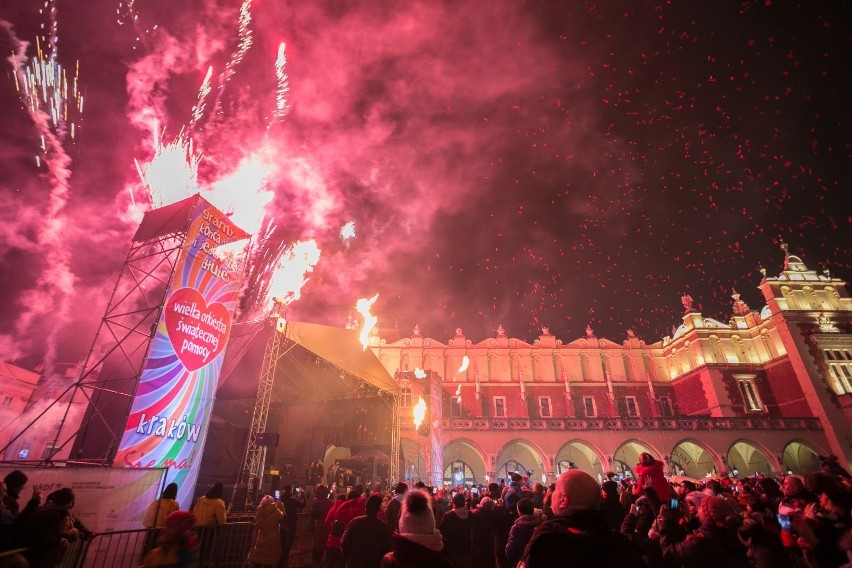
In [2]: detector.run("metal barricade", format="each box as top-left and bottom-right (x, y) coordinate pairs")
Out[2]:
(197, 523), (256, 568)
(43, 515), (317, 567)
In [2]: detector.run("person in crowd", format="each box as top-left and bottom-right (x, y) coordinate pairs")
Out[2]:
(470, 496), (497, 568)
(193, 482), (226, 526)
(800, 472), (852, 568)
(144, 483), (180, 529)
(736, 516), (793, 568)
(820, 454), (852, 481)
(438, 493), (472, 567)
(311, 485), (334, 564)
(600, 475), (626, 531)
(381, 489), (451, 568)
(250, 494), (284, 568)
(434, 489), (451, 522)
(0, 481), (27, 568)
(530, 484), (545, 511)
(2, 470), (41, 549)
(620, 495), (664, 567)
(280, 485), (306, 562)
(385, 482), (407, 533)
(780, 476), (813, 514)
(633, 453), (671, 508)
(341, 494), (392, 568)
(521, 470), (644, 567)
(503, 474), (525, 516)
(22, 487), (87, 567)
(141, 510), (199, 568)
(658, 494), (748, 568)
(505, 498), (542, 568)
(326, 486), (366, 568)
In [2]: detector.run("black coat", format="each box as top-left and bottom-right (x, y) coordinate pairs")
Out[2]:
(381, 533), (452, 568)
(438, 509), (472, 557)
(522, 509), (646, 568)
(659, 521), (748, 568)
(470, 507), (497, 568)
(341, 515), (392, 568)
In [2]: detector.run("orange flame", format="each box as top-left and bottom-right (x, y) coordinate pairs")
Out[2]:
(356, 293), (379, 350)
(413, 396), (427, 429)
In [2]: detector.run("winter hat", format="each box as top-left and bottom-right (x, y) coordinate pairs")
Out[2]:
(601, 480), (618, 496)
(260, 494), (275, 506)
(699, 495), (733, 525)
(477, 496), (494, 510)
(399, 489), (436, 535)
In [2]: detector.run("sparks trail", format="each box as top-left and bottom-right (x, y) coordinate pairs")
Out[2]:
(2, 20), (78, 374)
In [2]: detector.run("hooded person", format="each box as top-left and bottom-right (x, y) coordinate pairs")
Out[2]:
(385, 482), (407, 533)
(141, 510), (200, 568)
(633, 452), (672, 506)
(659, 494), (748, 568)
(192, 482), (226, 526)
(470, 496), (498, 568)
(144, 483), (180, 529)
(381, 489), (452, 568)
(250, 494), (284, 568)
(505, 498), (543, 568)
(438, 493), (472, 567)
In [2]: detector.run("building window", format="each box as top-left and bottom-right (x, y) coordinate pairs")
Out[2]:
(582, 396), (597, 418)
(539, 397), (552, 418)
(737, 377), (763, 411)
(400, 385), (412, 408)
(824, 349), (852, 395)
(658, 397), (673, 417)
(494, 397), (506, 418)
(625, 396), (639, 417)
(2, 396), (12, 407)
(443, 460), (474, 485)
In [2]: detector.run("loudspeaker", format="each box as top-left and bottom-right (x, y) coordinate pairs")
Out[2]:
(256, 432), (280, 447)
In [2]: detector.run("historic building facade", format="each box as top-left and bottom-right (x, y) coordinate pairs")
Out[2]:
(369, 251), (852, 486)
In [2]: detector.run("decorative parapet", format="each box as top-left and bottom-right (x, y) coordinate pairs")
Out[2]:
(435, 416), (822, 431)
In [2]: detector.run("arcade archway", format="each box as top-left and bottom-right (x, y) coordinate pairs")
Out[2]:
(443, 439), (487, 486)
(555, 441), (604, 478)
(782, 441), (822, 475)
(727, 440), (772, 476)
(671, 440), (717, 478)
(496, 440), (546, 484)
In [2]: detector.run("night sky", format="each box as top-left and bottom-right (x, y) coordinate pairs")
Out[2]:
(1, 1), (850, 368)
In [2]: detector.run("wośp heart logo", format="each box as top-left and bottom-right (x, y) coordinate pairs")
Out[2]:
(164, 288), (232, 372)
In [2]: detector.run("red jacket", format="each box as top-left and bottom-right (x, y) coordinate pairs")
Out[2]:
(326, 496), (366, 549)
(633, 459), (672, 503)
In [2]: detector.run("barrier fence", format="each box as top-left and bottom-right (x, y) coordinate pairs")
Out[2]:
(34, 513), (315, 568)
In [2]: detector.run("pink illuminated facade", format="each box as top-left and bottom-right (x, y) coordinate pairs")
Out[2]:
(370, 252), (852, 486)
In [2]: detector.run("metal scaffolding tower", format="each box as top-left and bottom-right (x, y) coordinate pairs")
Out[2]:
(390, 395), (400, 485)
(232, 312), (296, 510)
(1, 216), (186, 463)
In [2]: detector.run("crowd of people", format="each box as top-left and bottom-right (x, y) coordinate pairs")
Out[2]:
(2, 452), (852, 568)
(310, 452), (852, 568)
(0, 470), (92, 568)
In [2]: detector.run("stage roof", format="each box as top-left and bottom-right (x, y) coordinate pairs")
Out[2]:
(216, 319), (397, 404)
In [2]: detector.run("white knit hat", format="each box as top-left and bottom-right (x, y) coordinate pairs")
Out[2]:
(399, 489), (436, 534)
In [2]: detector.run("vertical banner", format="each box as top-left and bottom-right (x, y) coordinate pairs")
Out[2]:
(115, 197), (250, 508)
